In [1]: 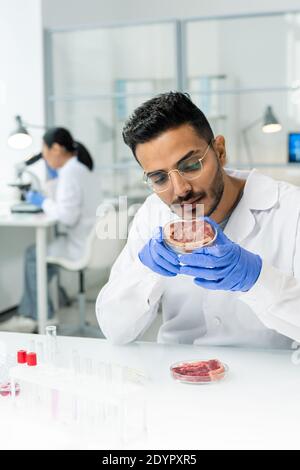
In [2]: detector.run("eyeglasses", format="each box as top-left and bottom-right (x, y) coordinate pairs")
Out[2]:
(143, 141), (212, 193)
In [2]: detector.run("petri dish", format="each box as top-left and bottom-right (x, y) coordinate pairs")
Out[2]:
(170, 359), (228, 385)
(163, 219), (217, 254)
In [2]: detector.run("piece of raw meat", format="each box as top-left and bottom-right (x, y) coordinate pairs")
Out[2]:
(170, 359), (226, 383)
(164, 219), (216, 253)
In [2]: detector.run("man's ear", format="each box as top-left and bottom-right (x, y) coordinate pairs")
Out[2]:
(213, 135), (226, 167)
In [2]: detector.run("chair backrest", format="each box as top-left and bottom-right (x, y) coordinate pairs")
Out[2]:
(84, 212), (126, 271)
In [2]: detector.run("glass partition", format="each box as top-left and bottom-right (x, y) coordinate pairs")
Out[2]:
(185, 12), (300, 166)
(46, 11), (300, 196)
(47, 21), (177, 196)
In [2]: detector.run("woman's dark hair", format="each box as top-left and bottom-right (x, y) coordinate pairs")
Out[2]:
(43, 127), (94, 171)
(122, 91), (214, 158)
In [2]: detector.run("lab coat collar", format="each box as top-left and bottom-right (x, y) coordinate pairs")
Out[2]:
(224, 168), (279, 243)
(57, 156), (77, 175)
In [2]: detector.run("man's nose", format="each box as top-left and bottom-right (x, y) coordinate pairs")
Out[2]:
(169, 170), (192, 198)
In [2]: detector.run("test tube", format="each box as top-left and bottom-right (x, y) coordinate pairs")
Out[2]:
(46, 325), (57, 367)
(45, 327), (59, 421)
(36, 342), (45, 365)
(51, 389), (59, 420)
(71, 349), (81, 375)
(96, 361), (106, 382)
(112, 364), (123, 385)
(83, 357), (93, 376)
(28, 339), (35, 353)
(105, 363), (112, 384)
(71, 349), (80, 423)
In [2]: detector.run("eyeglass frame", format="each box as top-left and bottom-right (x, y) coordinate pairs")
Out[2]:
(143, 139), (213, 193)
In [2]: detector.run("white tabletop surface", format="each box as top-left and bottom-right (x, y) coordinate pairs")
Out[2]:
(0, 211), (57, 227)
(0, 332), (300, 450)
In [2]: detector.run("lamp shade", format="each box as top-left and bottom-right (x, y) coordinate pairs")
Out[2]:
(262, 106), (282, 133)
(7, 115), (32, 149)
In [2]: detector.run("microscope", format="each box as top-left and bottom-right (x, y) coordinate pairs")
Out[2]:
(9, 153), (44, 213)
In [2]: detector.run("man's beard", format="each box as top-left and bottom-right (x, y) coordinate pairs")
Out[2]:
(170, 159), (224, 218)
(205, 161), (224, 217)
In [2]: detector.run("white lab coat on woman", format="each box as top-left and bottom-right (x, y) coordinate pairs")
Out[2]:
(42, 156), (99, 260)
(96, 168), (300, 348)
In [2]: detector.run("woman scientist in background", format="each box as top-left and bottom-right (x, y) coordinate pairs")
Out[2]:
(0, 127), (99, 333)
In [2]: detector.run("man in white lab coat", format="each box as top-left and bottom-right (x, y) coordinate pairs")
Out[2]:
(96, 92), (300, 348)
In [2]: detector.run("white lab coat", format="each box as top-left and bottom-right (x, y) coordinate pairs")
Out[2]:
(96, 168), (300, 348)
(42, 157), (99, 260)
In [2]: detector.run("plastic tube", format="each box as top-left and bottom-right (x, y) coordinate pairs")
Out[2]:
(45, 326), (57, 367)
(36, 342), (44, 364)
(46, 326), (58, 420)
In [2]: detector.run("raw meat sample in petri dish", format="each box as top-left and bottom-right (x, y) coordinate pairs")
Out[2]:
(163, 219), (217, 254)
(170, 359), (228, 384)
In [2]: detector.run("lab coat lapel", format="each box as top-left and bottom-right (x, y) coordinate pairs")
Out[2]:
(224, 169), (279, 244)
(224, 197), (255, 243)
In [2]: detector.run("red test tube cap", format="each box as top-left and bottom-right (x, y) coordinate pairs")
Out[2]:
(17, 350), (27, 364)
(27, 352), (37, 366)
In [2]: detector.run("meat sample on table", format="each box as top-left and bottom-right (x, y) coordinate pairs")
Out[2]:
(170, 359), (227, 384)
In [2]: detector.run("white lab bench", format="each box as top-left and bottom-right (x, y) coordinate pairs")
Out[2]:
(0, 211), (57, 333)
(1, 332), (300, 450)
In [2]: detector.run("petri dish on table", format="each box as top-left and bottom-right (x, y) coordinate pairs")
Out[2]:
(170, 359), (228, 385)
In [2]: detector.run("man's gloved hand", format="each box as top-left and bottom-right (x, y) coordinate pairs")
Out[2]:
(179, 217), (262, 292)
(26, 190), (46, 208)
(45, 160), (58, 180)
(138, 226), (180, 277)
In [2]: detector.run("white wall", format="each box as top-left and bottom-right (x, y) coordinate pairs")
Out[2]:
(0, 0), (45, 311)
(0, 0), (45, 200)
(42, 0), (300, 29)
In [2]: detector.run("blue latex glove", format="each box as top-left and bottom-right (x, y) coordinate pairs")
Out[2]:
(179, 217), (262, 292)
(45, 160), (58, 180)
(138, 226), (180, 277)
(26, 190), (46, 208)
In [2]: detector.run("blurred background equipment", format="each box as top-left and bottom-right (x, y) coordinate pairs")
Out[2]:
(288, 133), (300, 163)
(242, 105), (282, 165)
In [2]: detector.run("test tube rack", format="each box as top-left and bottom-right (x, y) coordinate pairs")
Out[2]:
(9, 361), (147, 446)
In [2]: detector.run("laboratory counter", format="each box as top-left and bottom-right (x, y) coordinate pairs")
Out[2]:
(0, 332), (300, 450)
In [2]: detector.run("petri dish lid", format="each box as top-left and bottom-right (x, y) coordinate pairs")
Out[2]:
(170, 359), (228, 385)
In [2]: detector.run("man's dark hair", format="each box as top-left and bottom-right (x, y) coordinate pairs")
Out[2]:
(122, 91), (214, 158)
